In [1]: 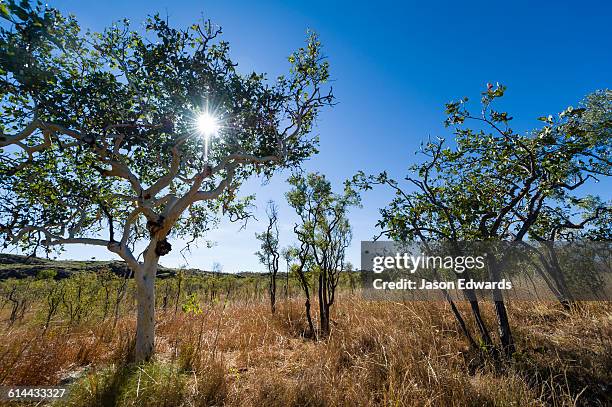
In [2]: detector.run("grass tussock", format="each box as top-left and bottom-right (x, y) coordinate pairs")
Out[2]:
(0, 295), (610, 406)
(61, 362), (187, 407)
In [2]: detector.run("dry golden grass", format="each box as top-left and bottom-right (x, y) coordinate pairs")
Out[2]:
(0, 295), (610, 406)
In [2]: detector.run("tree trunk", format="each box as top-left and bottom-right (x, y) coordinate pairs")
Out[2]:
(493, 300), (515, 357)
(318, 272), (330, 336)
(305, 296), (315, 337)
(545, 243), (574, 310)
(488, 253), (515, 357)
(270, 275), (276, 315)
(295, 265), (315, 338)
(269, 272), (277, 314)
(533, 261), (572, 311)
(468, 298), (494, 347)
(134, 253), (158, 362)
(458, 267), (494, 348)
(285, 263), (289, 298)
(443, 292), (477, 349)
(323, 303), (331, 335)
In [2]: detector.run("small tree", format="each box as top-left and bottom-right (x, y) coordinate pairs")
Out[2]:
(212, 262), (223, 275)
(0, 2), (333, 361)
(524, 198), (610, 308)
(343, 261), (357, 294)
(255, 200), (280, 314)
(281, 246), (294, 297)
(353, 86), (610, 357)
(287, 172), (359, 336)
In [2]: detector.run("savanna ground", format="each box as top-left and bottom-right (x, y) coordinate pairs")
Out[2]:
(0, 258), (610, 406)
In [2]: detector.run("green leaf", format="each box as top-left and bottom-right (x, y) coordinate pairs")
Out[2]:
(0, 2), (10, 19)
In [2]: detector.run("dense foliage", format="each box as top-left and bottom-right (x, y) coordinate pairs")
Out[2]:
(0, 0), (332, 257)
(354, 86), (611, 244)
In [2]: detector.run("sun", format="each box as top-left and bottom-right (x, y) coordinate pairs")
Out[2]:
(196, 112), (219, 136)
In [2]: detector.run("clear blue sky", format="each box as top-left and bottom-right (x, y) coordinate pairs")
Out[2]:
(25, 0), (612, 271)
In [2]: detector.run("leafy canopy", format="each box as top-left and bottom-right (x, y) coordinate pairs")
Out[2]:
(0, 1), (333, 257)
(286, 172), (360, 271)
(353, 85), (611, 243)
